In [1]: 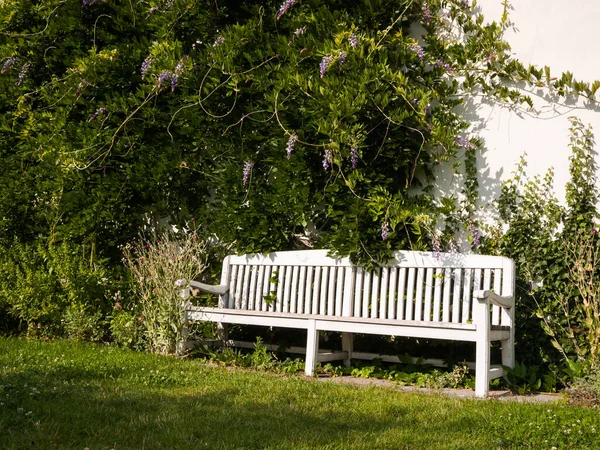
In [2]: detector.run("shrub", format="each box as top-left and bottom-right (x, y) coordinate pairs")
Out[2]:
(122, 228), (207, 354)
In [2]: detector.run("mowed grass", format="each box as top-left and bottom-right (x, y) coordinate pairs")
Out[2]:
(1, 337), (599, 449)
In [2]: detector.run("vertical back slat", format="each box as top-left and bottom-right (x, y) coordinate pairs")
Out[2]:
(432, 268), (443, 322)
(492, 268), (502, 325)
(282, 266), (293, 313)
(327, 267), (337, 316)
(362, 271), (371, 318)
(312, 267), (321, 315)
(342, 267), (354, 317)
(397, 268), (407, 320)
(275, 266), (285, 312)
(254, 265), (265, 311)
(304, 267), (313, 314)
(248, 266), (258, 310)
(414, 268), (424, 321)
(442, 268), (451, 322)
(297, 266), (307, 314)
(371, 269), (380, 319)
(461, 269), (472, 323)
(289, 266), (299, 313)
(354, 267), (364, 318)
(471, 268), (482, 319)
(452, 268), (462, 323)
(320, 267), (329, 315)
(235, 265), (244, 309)
(335, 267), (344, 316)
(423, 268), (433, 322)
(483, 268), (492, 322)
(228, 265), (239, 309)
(262, 265), (272, 311)
(388, 268), (398, 320)
(406, 268), (415, 320)
(379, 268), (389, 319)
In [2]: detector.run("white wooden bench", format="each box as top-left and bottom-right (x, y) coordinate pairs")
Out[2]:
(178, 249), (515, 397)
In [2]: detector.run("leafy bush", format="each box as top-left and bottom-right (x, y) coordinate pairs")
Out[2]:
(122, 229), (207, 354)
(567, 370), (600, 408)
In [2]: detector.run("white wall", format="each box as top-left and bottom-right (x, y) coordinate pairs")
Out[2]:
(437, 0), (600, 208)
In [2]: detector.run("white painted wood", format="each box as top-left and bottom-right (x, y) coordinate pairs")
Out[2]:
(415, 268), (424, 321)
(362, 271), (371, 318)
(341, 332), (353, 366)
(452, 268), (461, 323)
(397, 268), (406, 320)
(380, 267), (389, 320)
(406, 268), (415, 321)
(388, 268), (398, 320)
(320, 267), (329, 316)
(297, 266), (306, 314)
(433, 267), (442, 322)
(312, 266), (321, 315)
(184, 249), (516, 398)
(335, 267), (344, 317)
(371, 269), (380, 319)
(423, 268), (433, 322)
(461, 269), (472, 324)
(442, 268), (451, 323)
(305, 319), (318, 376)
(354, 267), (363, 317)
(290, 266), (300, 314)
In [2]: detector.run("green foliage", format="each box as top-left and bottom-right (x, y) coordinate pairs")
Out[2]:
(486, 117), (600, 377)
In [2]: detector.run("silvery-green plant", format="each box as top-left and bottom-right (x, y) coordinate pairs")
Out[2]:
(122, 229), (207, 354)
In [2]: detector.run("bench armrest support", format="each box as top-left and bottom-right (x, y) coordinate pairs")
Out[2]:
(473, 290), (514, 308)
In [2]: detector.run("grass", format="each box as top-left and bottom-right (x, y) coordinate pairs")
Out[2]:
(1, 337), (599, 449)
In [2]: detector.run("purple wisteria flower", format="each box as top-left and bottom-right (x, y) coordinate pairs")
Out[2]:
(350, 145), (359, 169)
(422, 1), (432, 25)
(432, 233), (442, 260)
(76, 78), (89, 95)
(88, 107), (107, 122)
(82, 0), (100, 6)
(1, 57), (17, 74)
(462, 0), (470, 8)
(381, 222), (390, 241)
(434, 59), (452, 72)
(276, 0), (296, 20)
(411, 43), (425, 60)
(322, 148), (332, 171)
(454, 136), (476, 149)
(242, 161), (254, 185)
(16, 63), (31, 86)
(468, 222), (480, 246)
(170, 73), (179, 92)
(348, 33), (358, 49)
(146, 6), (158, 19)
(338, 51), (346, 69)
(158, 71), (172, 88)
(141, 56), (153, 80)
(294, 26), (306, 37)
(213, 36), (225, 47)
(319, 55), (334, 78)
(286, 134), (298, 159)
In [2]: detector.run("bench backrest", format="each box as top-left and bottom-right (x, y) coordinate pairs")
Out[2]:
(219, 250), (515, 327)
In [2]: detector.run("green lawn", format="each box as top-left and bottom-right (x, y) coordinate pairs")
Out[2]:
(0, 337), (598, 449)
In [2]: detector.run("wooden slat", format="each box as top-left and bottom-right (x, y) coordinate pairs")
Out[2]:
(248, 265), (258, 310)
(282, 265), (292, 313)
(297, 266), (307, 315)
(228, 264), (239, 309)
(327, 267), (337, 316)
(320, 266), (329, 316)
(471, 268), (482, 319)
(452, 268), (462, 323)
(354, 267), (364, 318)
(312, 267), (321, 315)
(388, 268), (398, 320)
(335, 267), (344, 316)
(304, 266), (313, 315)
(432, 267), (442, 322)
(379, 267), (389, 320)
(371, 269), (380, 319)
(275, 266), (285, 312)
(397, 268), (407, 320)
(423, 268), (433, 322)
(362, 271), (371, 318)
(492, 268), (502, 325)
(461, 268), (472, 323)
(342, 267), (354, 317)
(406, 268), (415, 321)
(262, 264), (272, 312)
(415, 268), (424, 321)
(290, 266), (300, 313)
(442, 268), (451, 322)
(255, 265), (265, 311)
(235, 265), (244, 309)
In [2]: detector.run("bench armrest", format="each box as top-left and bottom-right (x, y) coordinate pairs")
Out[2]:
(188, 280), (229, 296)
(473, 290), (514, 308)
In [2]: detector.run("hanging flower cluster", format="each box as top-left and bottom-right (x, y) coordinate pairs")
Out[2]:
(286, 134), (298, 159)
(242, 161), (254, 185)
(276, 0), (296, 20)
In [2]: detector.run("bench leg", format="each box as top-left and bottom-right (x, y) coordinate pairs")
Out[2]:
(474, 298), (491, 398)
(217, 323), (229, 342)
(341, 332), (353, 367)
(305, 319), (318, 376)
